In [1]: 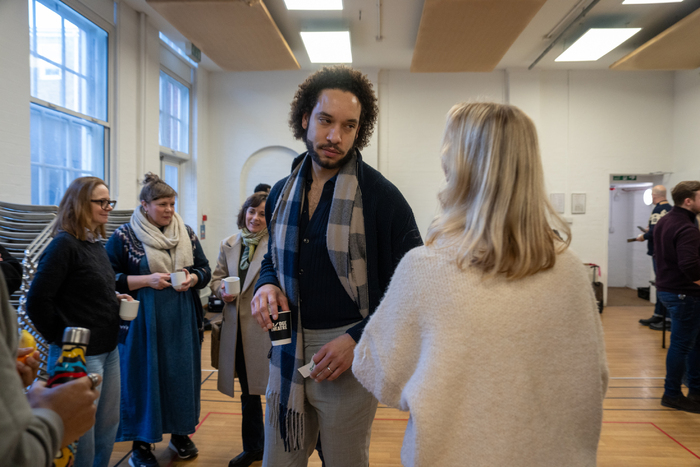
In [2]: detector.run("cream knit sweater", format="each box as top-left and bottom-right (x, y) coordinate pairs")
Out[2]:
(353, 244), (609, 467)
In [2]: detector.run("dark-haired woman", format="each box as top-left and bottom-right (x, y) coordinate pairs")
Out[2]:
(27, 176), (132, 467)
(105, 173), (210, 467)
(211, 192), (270, 467)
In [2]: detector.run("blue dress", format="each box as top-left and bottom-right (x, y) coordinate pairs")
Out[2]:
(105, 224), (211, 443)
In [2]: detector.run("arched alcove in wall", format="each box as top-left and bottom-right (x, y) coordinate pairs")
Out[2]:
(239, 146), (297, 202)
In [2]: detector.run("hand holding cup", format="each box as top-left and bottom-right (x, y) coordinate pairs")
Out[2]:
(170, 270), (187, 291)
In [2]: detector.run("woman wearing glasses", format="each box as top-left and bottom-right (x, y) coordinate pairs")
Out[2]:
(105, 173), (211, 467)
(27, 176), (132, 467)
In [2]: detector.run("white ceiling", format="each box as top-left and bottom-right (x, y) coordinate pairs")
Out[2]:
(122, 0), (700, 72)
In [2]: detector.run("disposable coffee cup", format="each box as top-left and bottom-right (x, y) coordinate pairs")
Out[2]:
(269, 310), (292, 346)
(119, 299), (140, 321)
(222, 276), (240, 295)
(171, 271), (186, 289)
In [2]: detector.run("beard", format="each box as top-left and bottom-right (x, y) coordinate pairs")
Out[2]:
(305, 137), (355, 170)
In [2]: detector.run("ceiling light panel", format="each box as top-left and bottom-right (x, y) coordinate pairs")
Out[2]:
(300, 31), (352, 63)
(555, 28), (641, 62)
(622, 0), (682, 4)
(285, 0), (343, 10)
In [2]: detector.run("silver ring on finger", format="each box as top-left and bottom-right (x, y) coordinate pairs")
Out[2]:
(327, 366), (333, 373)
(87, 373), (100, 390)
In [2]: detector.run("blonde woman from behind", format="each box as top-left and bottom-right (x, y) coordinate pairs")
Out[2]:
(352, 102), (609, 467)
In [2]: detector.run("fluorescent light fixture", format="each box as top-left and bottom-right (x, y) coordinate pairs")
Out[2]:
(623, 0), (682, 4)
(285, 0), (343, 10)
(555, 28), (641, 61)
(300, 31), (352, 63)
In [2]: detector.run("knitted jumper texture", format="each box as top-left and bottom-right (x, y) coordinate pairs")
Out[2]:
(353, 245), (609, 467)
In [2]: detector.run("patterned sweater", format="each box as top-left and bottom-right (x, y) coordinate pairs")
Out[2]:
(105, 223), (211, 336)
(353, 245), (609, 467)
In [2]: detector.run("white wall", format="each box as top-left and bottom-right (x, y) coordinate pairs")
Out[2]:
(375, 70), (674, 295)
(670, 70), (700, 188)
(0, 0), (31, 203)
(377, 71), (506, 235)
(203, 69), (679, 300)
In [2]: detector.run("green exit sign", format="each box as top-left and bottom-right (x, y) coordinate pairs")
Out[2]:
(612, 175), (637, 181)
(187, 42), (201, 63)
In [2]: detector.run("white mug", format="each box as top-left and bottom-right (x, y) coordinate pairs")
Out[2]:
(171, 271), (187, 289)
(119, 299), (140, 321)
(222, 276), (241, 295)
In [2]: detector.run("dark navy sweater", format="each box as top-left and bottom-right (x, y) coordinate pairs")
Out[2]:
(654, 206), (700, 296)
(256, 151), (423, 342)
(27, 231), (120, 355)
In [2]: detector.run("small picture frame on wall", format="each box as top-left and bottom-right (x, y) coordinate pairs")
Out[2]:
(550, 193), (565, 214)
(572, 193), (586, 214)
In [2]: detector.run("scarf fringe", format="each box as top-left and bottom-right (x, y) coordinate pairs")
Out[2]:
(267, 392), (305, 452)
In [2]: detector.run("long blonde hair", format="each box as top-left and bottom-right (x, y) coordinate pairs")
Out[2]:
(426, 102), (570, 279)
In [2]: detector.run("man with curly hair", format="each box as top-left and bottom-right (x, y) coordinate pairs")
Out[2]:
(251, 65), (422, 467)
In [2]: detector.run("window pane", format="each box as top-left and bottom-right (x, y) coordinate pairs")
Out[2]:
(35, 2), (62, 64)
(64, 19), (81, 72)
(34, 58), (63, 104)
(30, 103), (104, 205)
(29, 0), (108, 121)
(163, 163), (179, 212)
(159, 71), (189, 153)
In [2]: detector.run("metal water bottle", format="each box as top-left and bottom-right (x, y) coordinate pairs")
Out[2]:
(47, 327), (91, 467)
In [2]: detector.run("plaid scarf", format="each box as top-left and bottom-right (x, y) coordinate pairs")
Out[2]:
(267, 152), (368, 451)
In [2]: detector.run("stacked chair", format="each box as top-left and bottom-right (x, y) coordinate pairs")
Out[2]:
(105, 209), (133, 240)
(0, 201), (57, 371)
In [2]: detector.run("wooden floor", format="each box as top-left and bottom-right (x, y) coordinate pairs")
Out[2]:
(607, 286), (654, 307)
(108, 305), (700, 466)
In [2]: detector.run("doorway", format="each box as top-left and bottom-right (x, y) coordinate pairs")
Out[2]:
(607, 174), (664, 306)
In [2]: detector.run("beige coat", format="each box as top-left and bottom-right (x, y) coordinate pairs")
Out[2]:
(211, 233), (270, 397)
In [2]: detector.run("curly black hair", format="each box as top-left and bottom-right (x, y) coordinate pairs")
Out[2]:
(289, 65), (378, 150)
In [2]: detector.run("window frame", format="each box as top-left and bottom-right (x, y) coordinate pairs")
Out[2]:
(158, 35), (197, 222)
(159, 61), (193, 162)
(28, 0), (115, 199)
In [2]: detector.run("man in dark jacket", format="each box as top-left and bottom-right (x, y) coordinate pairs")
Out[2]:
(250, 66), (422, 467)
(654, 181), (700, 413)
(637, 185), (671, 330)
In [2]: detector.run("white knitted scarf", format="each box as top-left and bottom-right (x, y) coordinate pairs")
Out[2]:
(130, 207), (193, 273)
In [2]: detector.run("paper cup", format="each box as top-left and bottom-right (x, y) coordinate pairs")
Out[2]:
(269, 310), (292, 346)
(171, 271), (187, 289)
(119, 299), (140, 321)
(222, 276), (240, 295)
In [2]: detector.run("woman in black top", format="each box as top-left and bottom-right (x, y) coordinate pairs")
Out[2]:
(27, 176), (132, 467)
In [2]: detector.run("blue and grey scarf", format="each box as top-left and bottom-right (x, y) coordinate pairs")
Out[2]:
(266, 152), (369, 451)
